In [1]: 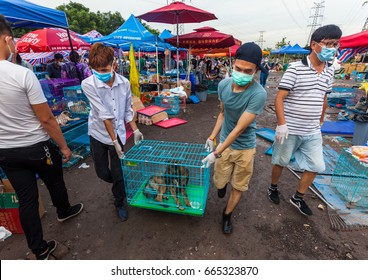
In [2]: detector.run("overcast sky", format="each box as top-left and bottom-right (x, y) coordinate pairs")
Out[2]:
(30, 0), (367, 49)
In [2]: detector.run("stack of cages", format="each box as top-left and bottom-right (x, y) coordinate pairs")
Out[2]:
(327, 87), (358, 109)
(154, 96), (180, 115)
(40, 78), (80, 116)
(63, 85), (90, 119)
(330, 148), (368, 208)
(122, 140), (211, 216)
(62, 85), (91, 167)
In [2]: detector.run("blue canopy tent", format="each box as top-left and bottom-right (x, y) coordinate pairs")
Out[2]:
(281, 44), (309, 55)
(0, 0), (68, 29)
(270, 45), (291, 54)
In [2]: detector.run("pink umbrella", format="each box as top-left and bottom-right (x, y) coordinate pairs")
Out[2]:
(16, 28), (90, 53)
(138, 1), (217, 84)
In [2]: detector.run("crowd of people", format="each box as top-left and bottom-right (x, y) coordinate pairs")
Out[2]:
(0, 11), (342, 258)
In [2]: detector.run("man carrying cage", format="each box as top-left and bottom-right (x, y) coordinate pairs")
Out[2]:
(81, 43), (143, 222)
(202, 42), (267, 234)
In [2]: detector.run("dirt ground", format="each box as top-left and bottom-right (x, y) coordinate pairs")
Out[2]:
(1, 72), (368, 260)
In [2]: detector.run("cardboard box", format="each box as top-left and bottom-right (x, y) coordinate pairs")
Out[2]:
(132, 95), (145, 111)
(0, 179), (46, 233)
(180, 80), (191, 98)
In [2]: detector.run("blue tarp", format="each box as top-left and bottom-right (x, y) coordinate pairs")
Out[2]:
(0, 0), (68, 29)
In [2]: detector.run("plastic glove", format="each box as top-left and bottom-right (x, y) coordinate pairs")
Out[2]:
(113, 140), (125, 159)
(201, 152), (217, 168)
(204, 138), (215, 152)
(133, 129), (144, 145)
(275, 124), (289, 145)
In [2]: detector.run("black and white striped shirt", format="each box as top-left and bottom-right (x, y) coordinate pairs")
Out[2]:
(278, 56), (333, 135)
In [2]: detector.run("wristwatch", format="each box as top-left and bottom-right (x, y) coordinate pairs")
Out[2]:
(214, 151), (222, 158)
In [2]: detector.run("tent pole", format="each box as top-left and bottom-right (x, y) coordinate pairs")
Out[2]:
(229, 47), (232, 75)
(156, 37), (160, 94)
(176, 18), (180, 87)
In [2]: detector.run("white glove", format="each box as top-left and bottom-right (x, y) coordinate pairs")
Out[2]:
(113, 140), (125, 159)
(275, 124), (289, 144)
(133, 129), (144, 145)
(201, 152), (217, 168)
(204, 138), (215, 152)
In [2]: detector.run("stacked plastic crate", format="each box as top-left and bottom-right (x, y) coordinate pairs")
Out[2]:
(122, 140), (211, 216)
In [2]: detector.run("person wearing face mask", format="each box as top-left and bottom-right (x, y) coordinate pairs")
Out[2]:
(267, 25), (342, 216)
(201, 42), (267, 234)
(81, 43), (143, 222)
(0, 15), (83, 260)
(259, 58), (271, 88)
(45, 53), (63, 80)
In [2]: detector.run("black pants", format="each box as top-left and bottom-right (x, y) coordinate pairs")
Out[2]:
(89, 136), (126, 208)
(0, 140), (71, 255)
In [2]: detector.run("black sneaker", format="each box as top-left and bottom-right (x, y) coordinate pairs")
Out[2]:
(36, 240), (57, 260)
(290, 196), (313, 216)
(217, 185), (227, 198)
(268, 187), (280, 204)
(116, 205), (128, 222)
(57, 203), (84, 222)
(222, 210), (233, 234)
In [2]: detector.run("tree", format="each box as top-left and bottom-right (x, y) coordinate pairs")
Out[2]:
(56, 2), (98, 34)
(95, 11), (124, 36)
(275, 37), (290, 49)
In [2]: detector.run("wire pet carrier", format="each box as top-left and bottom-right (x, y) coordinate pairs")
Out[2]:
(122, 140), (211, 216)
(62, 121), (90, 168)
(330, 148), (368, 208)
(63, 86), (90, 119)
(154, 96), (180, 115)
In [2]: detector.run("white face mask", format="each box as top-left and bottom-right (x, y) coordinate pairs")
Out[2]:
(6, 38), (14, 62)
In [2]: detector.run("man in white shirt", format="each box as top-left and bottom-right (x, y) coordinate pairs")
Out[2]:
(0, 15), (83, 260)
(82, 43), (143, 222)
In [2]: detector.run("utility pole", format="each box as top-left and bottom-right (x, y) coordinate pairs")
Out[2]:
(362, 1), (368, 31)
(174, 0), (192, 35)
(307, 1), (325, 45)
(256, 31), (265, 49)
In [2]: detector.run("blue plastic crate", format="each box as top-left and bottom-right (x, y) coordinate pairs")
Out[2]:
(154, 96), (180, 115)
(330, 148), (368, 208)
(63, 86), (90, 119)
(34, 72), (48, 80)
(122, 140), (211, 216)
(62, 121), (90, 168)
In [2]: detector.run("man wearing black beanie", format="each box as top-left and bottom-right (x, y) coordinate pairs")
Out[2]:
(202, 42), (267, 234)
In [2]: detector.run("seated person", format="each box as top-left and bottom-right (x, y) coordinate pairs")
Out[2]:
(46, 53), (63, 79)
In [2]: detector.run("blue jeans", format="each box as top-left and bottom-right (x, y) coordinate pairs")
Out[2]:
(260, 72), (269, 88)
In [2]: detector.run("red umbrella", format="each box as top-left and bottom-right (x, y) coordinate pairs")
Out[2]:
(16, 28), (90, 53)
(138, 1), (217, 84)
(166, 26), (236, 49)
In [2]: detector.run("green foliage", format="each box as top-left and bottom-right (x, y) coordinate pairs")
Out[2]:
(55, 1), (159, 36)
(275, 37), (290, 49)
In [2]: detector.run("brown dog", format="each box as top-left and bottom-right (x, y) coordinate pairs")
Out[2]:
(143, 162), (190, 210)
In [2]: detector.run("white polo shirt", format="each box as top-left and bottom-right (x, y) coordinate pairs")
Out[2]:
(0, 60), (49, 148)
(81, 73), (134, 145)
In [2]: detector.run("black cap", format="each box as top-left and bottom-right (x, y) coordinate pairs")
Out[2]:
(235, 42), (262, 67)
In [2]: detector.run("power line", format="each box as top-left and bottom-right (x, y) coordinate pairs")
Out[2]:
(280, 0), (305, 30)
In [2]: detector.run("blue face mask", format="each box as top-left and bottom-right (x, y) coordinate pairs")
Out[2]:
(232, 70), (254, 86)
(316, 46), (336, 62)
(92, 69), (113, 82)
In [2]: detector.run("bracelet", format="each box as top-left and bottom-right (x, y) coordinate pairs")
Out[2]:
(213, 151), (222, 158)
